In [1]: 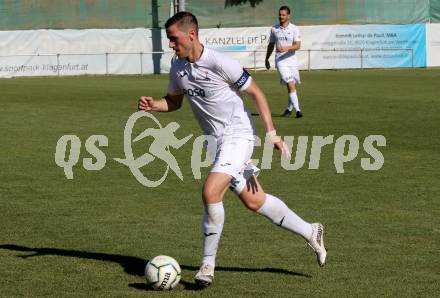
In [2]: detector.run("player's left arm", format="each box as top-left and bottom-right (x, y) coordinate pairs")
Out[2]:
(222, 59), (276, 133)
(243, 80), (289, 155)
(279, 41), (301, 53)
(291, 40), (301, 51)
(279, 26), (302, 53)
(243, 80), (275, 133)
(220, 55), (290, 155)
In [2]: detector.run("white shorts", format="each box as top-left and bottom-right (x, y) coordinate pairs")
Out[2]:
(210, 135), (260, 194)
(211, 135), (254, 178)
(277, 66), (301, 85)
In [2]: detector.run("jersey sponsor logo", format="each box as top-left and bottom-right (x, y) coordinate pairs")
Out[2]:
(234, 68), (250, 89)
(183, 88), (206, 97)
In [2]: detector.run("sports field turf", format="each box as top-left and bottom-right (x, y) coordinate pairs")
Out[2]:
(1, 69), (439, 297)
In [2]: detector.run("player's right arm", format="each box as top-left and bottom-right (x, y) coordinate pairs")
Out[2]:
(265, 43), (275, 69)
(139, 61), (184, 112)
(265, 27), (276, 69)
(138, 93), (183, 112)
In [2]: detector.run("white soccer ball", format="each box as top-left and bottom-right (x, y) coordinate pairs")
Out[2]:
(144, 255), (181, 290)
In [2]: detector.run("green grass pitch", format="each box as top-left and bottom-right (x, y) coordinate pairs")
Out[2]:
(0, 69), (439, 297)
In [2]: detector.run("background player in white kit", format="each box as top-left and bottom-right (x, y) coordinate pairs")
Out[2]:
(138, 12), (326, 287)
(265, 6), (303, 118)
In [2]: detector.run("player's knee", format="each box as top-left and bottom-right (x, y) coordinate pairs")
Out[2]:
(287, 82), (296, 92)
(240, 198), (261, 211)
(238, 187), (265, 211)
(202, 185), (221, 203)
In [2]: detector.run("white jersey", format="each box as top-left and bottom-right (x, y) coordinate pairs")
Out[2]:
(167, 47), (255, 139)
(269, 22), (301, 68)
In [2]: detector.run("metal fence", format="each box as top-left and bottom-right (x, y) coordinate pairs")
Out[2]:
(223, 48), (415, 72)
(0, 48), (415, 77)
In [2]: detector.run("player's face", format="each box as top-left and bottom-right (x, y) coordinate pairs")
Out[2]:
(278, 9), (290, 24)
(166, 24), (194, 59)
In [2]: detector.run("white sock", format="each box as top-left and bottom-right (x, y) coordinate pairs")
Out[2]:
(288, 91), (300, 112)
(201, 202), (224, 268)
(257, 194), (312, 240)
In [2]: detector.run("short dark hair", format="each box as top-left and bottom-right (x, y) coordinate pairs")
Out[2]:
(165, 12), (199, 34)
(279, 6), (290, 14)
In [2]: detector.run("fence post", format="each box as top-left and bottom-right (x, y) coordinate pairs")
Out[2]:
(57, 53), (60, 77)
(105, 52), (109, 75)
(308, 49), (311, 71)
(360, 49), (363, 69)
(140, 52), (143, 75)
(253, 50), (256, 73)
(411, 48), (414, 68)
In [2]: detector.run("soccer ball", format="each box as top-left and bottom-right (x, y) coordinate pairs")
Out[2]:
(144, 255), (181, 290)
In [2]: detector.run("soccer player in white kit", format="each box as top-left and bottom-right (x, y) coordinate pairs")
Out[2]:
(138, 12), (326, 287)
(265, 6), (303, 118)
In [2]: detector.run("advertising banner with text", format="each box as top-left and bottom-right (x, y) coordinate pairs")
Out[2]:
(300, 24), (426, 69)
(0, 28), (151, 77)
(201, 24), (427, 70)
(426, 23), (440, 67)
(0, 24), (430, 77)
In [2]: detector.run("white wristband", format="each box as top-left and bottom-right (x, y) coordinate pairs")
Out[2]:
(266, 130), (281, 144)
(267, 130), (291, 159)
